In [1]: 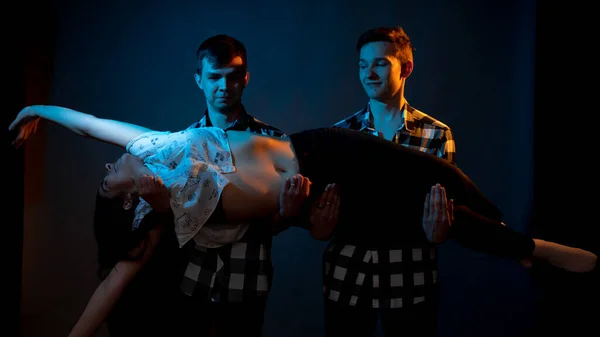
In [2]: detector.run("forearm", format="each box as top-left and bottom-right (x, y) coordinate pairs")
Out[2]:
(69, 227), (162, 337)
(68, 263), (138, 337)
(31, 105), (152, 148)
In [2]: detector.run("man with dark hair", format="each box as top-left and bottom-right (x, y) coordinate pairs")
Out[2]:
(312, 26), (455, 337)
(94, 34), (291, 337)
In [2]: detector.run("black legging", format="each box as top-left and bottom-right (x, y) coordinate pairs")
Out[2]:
(288, 127), (534, 260)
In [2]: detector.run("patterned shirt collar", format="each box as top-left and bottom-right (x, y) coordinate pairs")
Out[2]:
(357, 102), (416, 133)
(195, 105), (253, 131)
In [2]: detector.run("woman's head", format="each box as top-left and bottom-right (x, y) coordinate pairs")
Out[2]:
(100, 153), (145, 209)
(94, 153), (155, 278)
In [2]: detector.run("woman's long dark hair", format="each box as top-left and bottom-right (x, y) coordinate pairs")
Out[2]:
(92, 190), (155, 279)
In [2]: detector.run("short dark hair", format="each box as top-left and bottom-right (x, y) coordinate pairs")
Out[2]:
(356, 26), (414, 64)
(195, 34), (248, 75)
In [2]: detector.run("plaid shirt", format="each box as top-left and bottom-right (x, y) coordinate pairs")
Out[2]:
(324, 102), (456, 309)
(180, 107), (285, 302)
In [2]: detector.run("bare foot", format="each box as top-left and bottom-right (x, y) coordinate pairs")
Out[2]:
(532, 239), (597, 273)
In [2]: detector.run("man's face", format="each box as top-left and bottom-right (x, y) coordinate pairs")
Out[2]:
(196, 56), (249, 112)
(358, 41), (406, 101)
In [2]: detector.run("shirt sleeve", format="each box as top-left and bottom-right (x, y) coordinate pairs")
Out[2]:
(438, 128), (457, 165)
(126, 130), (188, 161)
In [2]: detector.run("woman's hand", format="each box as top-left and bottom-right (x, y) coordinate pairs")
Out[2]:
(9, 106), (42, 149)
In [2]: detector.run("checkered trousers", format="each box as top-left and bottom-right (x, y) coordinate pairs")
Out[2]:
(180, 230), (272, 302)
(323, 241), (439, 309)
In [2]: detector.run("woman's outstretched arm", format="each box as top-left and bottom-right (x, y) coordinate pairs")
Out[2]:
(9, 105), (152, 149)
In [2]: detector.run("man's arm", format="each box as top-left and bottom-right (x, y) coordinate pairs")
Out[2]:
(439, 128), (456, 165)
(420, 125), (457, 243)
(9, 105), (152, 149)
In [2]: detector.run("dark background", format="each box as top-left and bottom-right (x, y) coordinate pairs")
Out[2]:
(8, 0), (597, 336)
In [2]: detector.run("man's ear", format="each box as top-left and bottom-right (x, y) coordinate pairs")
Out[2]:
(194, 73), (203, 90)
(244, 71), (250, 88)
(401, 60), (414, 78)
(122, 193), (134, 210)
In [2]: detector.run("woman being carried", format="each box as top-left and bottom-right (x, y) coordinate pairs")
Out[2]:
(10, 105), (597, 336)
(9, 105), (597, 272)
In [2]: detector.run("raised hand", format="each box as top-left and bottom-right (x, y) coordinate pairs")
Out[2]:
(309, 183), (340, 240)
(422, 184), (454, 244)
(279, 174), (312, 218)
(9, 106), (42, 149)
